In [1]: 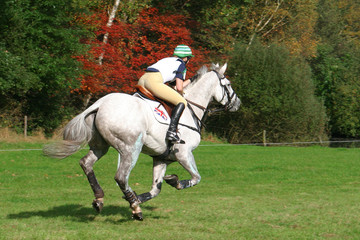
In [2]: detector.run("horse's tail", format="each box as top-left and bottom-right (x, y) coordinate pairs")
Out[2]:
(43, 100), (101, 159)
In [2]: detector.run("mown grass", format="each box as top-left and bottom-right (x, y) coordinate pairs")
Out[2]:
(1, 142), (360, 239)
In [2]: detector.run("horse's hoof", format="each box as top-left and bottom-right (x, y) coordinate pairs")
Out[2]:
(164, 174), (180, 188)
(132, 212), (143, 221)
(92, 199), (103, 213)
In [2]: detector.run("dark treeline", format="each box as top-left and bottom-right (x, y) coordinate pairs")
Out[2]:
(1, 0), (359, 142)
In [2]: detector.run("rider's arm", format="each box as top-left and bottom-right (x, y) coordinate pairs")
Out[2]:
(175, 78), (191, 94)
(175, 78), (184, 94)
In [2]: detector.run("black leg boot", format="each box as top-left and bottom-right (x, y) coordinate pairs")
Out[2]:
(166, 102), (185, 143)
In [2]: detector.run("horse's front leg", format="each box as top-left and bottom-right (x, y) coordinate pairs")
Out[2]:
(137, 159), (168, 203)
(164, 150), (201, 190)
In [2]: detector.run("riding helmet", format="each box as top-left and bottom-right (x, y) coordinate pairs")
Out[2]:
(173, 45), (194, 58)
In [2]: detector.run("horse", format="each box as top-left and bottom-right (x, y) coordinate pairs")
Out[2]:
(43, 63), (241, 221)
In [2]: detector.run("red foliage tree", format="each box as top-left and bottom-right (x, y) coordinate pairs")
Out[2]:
(75, 7), (210, 96)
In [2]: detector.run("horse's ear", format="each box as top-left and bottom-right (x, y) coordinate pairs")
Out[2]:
(219, 63), (228, 75)
(211, 63), (219, 70)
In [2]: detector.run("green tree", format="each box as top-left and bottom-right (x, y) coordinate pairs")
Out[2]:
(0, 0), (88, 135)
(310, 0), (360, 137)
(207, 40), (327, 143)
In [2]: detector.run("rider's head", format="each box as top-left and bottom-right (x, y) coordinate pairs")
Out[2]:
(173, 45), (194, 63)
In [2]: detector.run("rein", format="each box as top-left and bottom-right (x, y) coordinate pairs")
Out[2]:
(179, 101), (204, 134)
(186, 99), (206, 111)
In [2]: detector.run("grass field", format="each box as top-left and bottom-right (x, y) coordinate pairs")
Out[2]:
(1, 142), (360, 239)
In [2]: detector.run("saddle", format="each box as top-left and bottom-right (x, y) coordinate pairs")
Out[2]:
(134, 85), (175, 117)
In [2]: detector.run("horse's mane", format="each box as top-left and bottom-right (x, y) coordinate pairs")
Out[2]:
(185, 63), (223, 90)
(190, 65), (208, 83)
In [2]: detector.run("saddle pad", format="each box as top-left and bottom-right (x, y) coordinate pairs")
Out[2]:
(134, 93), (170, 124)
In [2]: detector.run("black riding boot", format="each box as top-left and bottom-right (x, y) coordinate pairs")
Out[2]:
(166, 102), (185, 143)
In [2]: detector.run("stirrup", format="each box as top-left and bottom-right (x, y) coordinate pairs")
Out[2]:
(166, 131), (185, 144)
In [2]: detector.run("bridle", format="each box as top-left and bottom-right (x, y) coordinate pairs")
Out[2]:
(181, 70), (238, 134)
(211, 70), (238, 112)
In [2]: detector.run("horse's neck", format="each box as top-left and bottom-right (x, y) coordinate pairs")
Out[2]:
(185, 73), (216, 117)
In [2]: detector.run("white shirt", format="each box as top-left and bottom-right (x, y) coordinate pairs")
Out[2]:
(147, 57), (186, 83)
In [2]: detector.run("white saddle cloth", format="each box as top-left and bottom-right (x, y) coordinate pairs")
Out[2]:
(135, 93), (170, 124)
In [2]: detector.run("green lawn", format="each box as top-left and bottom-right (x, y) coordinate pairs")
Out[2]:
(1, 142), (359, 239)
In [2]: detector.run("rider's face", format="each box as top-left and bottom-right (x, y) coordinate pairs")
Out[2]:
(184, 57), (191, 64)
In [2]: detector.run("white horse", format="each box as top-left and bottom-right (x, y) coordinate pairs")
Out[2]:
(43, 63), (241, 220)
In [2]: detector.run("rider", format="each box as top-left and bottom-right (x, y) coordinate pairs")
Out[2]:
(138, 44), (194, 143)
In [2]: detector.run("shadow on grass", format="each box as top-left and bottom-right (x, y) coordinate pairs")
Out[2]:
(7, 204), (162, 223)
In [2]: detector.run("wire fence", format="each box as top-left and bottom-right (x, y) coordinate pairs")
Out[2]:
(200, 139), (360, 147)
(1, 139), (360, 152)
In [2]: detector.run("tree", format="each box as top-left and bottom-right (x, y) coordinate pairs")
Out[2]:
(339, 0), (360, 49)
(244, 0), (289, 49)
(174, 0), (319, 60)
(310, 0), (360, 137)
(0, 0), (88, 135)
(75, 7), (210, 98)
(191, 0), (244, 55)
(283, 0), (319, 58)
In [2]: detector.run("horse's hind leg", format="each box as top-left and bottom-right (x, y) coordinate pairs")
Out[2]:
(114, 134), (144, 220)
(115, 152), (142, 220)
(79, 136), (109, 213)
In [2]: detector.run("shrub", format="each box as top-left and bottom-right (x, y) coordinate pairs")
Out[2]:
(206, 41), (328, 143)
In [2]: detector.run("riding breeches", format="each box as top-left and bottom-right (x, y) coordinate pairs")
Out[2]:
(138, 72), (187, 106)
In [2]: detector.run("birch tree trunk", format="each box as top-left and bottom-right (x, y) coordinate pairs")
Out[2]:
(246, 0), (284, 51)
(83, 0), (121, 108)
(98, 0), (121, 65)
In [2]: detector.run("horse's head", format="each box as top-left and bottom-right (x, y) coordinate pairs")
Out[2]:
(211, 63), (241, 112)
(185, 63), (241, 113)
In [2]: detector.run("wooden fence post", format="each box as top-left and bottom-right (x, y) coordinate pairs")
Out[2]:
(263, 130), (267, 147)
(24, 115), (27, 138)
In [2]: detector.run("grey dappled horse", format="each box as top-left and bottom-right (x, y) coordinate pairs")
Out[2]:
(43, 63), (241, 220)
